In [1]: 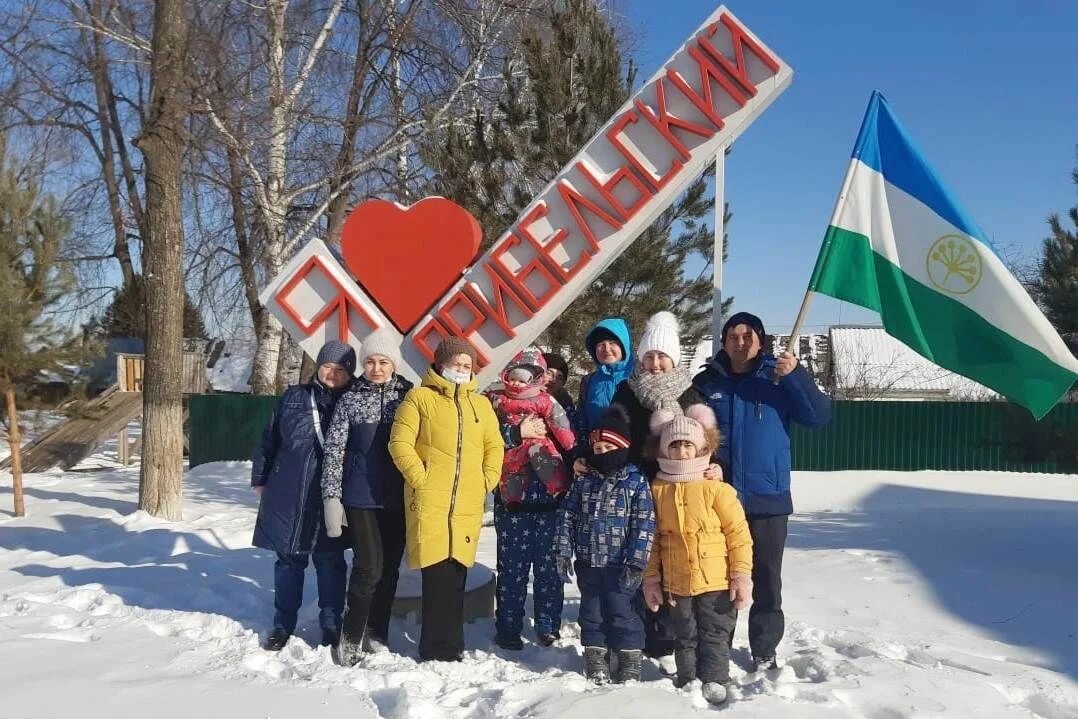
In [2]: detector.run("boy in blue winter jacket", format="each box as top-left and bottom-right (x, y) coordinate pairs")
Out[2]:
(692, 312), (831, 672)
(555, 406), (655, 685)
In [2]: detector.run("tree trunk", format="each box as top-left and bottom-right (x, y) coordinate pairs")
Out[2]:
(324, 0), (376, 246)
(249, 0), (289, 395)
(227, 143), (263, 326)
(87, 3), (136, 287)
(135, 0), (188, 521)
(249, 300), (283, 395)
(5, 387), (25, 517)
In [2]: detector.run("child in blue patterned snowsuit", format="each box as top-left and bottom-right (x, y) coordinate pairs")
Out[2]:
(555, 405), (655, 684)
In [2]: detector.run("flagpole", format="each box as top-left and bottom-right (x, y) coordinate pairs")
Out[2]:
(785, 290), (815, 357)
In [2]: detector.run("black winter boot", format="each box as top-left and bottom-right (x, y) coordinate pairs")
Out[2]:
(752, 655), (778, 672)
(332, 629), (364, 667)
(536, 631), (561, 647)
(262, 627), (290, 652)
(615, 649), (643, 683)
(321, 628), (340, 648)
(495, 633), (523, 651)
(583, 646), (611, 684)
(673, 648), (697, 688)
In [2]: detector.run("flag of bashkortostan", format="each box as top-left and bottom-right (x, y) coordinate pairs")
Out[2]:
(808, 91), (1078, 419)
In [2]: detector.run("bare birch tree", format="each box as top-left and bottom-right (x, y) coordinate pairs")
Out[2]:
(188, 0), (542, 393)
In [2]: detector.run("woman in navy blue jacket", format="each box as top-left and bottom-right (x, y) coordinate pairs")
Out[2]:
(692, 312), (830, 673)
(320, 329), (413, 666)
(251, 341), (354, 652)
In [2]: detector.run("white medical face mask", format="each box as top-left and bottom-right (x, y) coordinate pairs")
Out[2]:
(440, 367), (471, 384)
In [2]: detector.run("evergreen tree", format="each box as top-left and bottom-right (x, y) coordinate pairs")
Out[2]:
(1031, 165), (1078, 356)
(0, 136), (77, 515)
(422, 0), (730, 373)
(99, 273), (208, 340)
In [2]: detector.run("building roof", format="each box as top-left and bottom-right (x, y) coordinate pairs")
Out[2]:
(829, 326), (996, 398)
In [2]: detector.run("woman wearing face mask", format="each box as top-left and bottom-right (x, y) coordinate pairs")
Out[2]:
(320, 328), (413, 666)
(388, 336), (504, 662)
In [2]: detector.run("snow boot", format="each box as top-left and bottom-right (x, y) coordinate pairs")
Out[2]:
(495, 633), (524, 651)
(673, 649), (697, 688)
(537, 631), (561, 647)
(332, 630), (364, 667)
(362, 633), (388, 653)
(615, 649), (643, 683)
(262, 627), (290, 652)
(656, 653), (678, 677)
(752, 655), (778, 673)
(321, 628), (340, 648)
(583, 646), (611, 684)
(702, 682), (729, 705)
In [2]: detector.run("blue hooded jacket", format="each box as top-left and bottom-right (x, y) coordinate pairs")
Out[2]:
(578, 318), (634, 430)
(693, 352), (831, 517)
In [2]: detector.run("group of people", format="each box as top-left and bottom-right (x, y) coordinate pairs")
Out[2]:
(250, 308), (830, 704)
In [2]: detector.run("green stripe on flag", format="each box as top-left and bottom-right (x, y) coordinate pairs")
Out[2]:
(810, 225), (1077, 419)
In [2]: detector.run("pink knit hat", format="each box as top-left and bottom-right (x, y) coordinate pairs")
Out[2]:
(649, 404), (717, 456)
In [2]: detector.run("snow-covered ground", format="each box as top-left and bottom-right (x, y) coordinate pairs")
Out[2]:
(1, 451), (1076, 718)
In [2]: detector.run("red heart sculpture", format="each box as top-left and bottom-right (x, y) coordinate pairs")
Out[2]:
(340, 197), (482, 334)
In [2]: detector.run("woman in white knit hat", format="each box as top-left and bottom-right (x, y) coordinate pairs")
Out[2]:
(320, 327), (413, 666)
(611, 311), (708, 471)
(610, 310), (710, 671)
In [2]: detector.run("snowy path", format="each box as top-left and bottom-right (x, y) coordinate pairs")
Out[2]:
(1, 459), (1076, 718)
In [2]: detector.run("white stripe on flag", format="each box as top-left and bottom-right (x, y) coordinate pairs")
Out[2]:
(833, 160), (1078, 372)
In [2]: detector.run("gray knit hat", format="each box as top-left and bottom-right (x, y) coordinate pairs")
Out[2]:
(316, 340), (356, 375)
(360, 328), (402, 371)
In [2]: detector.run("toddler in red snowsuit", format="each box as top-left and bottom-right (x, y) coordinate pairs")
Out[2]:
(487, 348), (576, 508)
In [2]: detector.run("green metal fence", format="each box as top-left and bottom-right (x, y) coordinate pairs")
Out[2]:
(790, 400), (1077, 472)
(189, 393), (278, 467)
(189, 394), (1078, 473)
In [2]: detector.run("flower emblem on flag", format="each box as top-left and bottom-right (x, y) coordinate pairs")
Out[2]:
(926, 234), (983, 295)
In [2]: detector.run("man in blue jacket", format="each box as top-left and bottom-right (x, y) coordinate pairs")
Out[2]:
(693, 312), (830, 672)
(251, 340), (354, 652)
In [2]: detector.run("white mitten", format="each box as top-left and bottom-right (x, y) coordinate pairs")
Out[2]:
(323, 497), (347, 538)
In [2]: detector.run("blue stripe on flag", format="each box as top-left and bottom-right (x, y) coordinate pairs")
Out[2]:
(851, 91), (995, 253)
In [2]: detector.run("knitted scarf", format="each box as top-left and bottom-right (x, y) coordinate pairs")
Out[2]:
(626, 365), (692, 411)
(655, 455), (711, 483)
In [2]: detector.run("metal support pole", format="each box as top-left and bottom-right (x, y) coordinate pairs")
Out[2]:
(711, 148), (726, 347)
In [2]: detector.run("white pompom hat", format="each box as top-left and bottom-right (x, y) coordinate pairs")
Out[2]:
(637, 311), (682, 366)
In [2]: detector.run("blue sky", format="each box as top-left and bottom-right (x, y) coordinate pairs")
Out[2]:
(621, 0), (1077, 335)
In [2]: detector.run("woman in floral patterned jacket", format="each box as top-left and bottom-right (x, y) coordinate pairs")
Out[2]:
(321, 329), (413, 666)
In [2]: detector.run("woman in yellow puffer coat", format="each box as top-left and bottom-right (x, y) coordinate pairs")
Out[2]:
(389, 337), (503, 661)
(642, 405), (753, 705)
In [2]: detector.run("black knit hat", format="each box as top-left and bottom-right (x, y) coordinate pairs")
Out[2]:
(589, 405), (631, 449)
(542, 352), (569, 378)
(720, 312), (766, 344)
(585, 326), (623, 357)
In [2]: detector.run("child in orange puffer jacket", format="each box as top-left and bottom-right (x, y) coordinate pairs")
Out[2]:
(643, 404), (753, 705)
